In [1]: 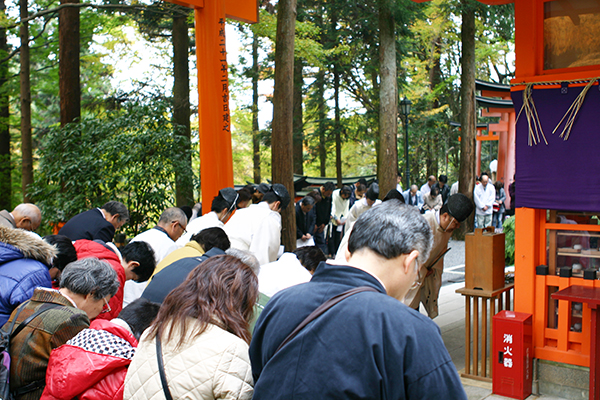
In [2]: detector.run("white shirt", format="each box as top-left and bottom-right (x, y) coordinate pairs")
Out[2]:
(124, 227), (178, 306)
(420, 183), (432, 197)
(450, 181), (459, 195)
(345, 197), (381, 233)
(224, 202), (281, 266)
(175, 211), (223, 247)
(396, 183), (403, 193)
(473, 182), (496, 216)
(258, 253), (312, 297)
(331, 189), (349, 225)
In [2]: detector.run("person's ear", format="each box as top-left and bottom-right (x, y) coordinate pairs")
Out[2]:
(403, 250), (419, 274)
(125, 260), (139, 272)
(344, 248), (351, 262)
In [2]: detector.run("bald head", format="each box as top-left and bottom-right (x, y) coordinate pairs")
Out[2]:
(481, 175), (489, 187)
(410, 185), (419, 195)
(12, 203), (41, 231)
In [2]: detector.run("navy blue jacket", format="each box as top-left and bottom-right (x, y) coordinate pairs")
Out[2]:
(58, 208), (115, 243)
(141, 247), (225, 303)
(295, 202), (316, 239)
(250, 262), (467, 400)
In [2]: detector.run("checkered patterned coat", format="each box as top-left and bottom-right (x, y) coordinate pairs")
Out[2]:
(41, 318), (138, 400)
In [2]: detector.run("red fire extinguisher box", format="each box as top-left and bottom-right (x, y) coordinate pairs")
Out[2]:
(492, 310), (533, 399)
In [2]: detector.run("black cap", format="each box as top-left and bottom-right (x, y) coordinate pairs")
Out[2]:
(219, 188), (239, 210)
(270, 183), (291, 211)
(257, 183), (271, 194)
(446, 193), (474, 222)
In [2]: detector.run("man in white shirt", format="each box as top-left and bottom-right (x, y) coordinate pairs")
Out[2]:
(419, 175), (436, 197)
(473, 174), (495, 228)
(258, 246), (326, 297)
(396, 170), (403, 193)
(124, 207), (187, 305)
(176, 187), (238, 246)
(225, 183), (291, 266)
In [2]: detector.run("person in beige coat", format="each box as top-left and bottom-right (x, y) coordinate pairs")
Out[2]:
(403, 194), (474, 318)
(124, 255), (259, 400)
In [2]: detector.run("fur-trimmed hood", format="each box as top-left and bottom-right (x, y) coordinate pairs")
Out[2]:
(0, 225), (56, 265)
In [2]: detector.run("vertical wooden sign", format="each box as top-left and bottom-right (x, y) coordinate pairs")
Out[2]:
(163, 0), (257, 212)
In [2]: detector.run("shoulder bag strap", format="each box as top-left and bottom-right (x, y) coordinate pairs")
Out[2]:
(10, 303), (61, 339)
(9, 303), (61, 397)
(275, 286), (378, 354)
(156, 335), (174, 400)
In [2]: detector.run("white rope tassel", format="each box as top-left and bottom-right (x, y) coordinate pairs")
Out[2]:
(516, 84), (547, 146)
(552, 78), (598, 141)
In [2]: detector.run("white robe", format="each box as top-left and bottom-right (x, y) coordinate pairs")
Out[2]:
(224, 202), (281, 266)
(258, 253), (312, 298)
(124, 227), (178, 306)
(175, 211), (223, 247)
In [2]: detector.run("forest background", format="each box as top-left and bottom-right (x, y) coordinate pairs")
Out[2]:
(0, 0), (514, 237)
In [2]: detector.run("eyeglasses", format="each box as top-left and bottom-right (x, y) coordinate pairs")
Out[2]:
(100, 298), (111, 314)
(173, 221), (187, 235)
(410, 261), (422, 290)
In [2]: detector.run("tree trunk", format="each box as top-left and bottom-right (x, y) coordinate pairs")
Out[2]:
(173, 14), (193, 206)
(252, 32), (261, 184)
(20, 0), (33, 202)
(316, 68), (326, 177)
(292, 57), (303, 175)
(59, 0), (80, 126)
(457, 0), (477, 238)
(330, 7), (342, 188)
(334, 60), (341, 188)
(377, 0), (397, 198)
(272, 0), (297, 252)
(0, 0), (9, 210)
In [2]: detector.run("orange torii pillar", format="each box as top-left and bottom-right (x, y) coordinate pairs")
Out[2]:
(165, 0), (258, 213)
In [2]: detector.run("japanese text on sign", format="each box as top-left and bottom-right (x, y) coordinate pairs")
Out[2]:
(218, 18), (230, 133)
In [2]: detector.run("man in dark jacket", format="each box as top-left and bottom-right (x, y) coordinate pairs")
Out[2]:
(249, 201), (467, 400)
(313, 182), (334, 254)
(58, 201), (129, 243)
(295, 196), (316, 246)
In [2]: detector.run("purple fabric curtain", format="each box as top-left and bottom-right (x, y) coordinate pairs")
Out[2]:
(512, 84), (600, 212)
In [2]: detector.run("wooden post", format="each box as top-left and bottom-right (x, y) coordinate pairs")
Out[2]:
(195, 2), (234, 211)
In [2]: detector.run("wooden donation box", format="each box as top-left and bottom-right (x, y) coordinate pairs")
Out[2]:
(466, 227), (506, 291)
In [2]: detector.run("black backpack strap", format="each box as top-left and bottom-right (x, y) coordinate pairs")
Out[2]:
(156, 334), (174, 400)
(7, 303), (61, 397)
(10, 304), (61, 339)
(275, 286), (379, 354)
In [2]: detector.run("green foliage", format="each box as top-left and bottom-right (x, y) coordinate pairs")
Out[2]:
(503, 215), (515, 266)
(29, 99), (197, 238)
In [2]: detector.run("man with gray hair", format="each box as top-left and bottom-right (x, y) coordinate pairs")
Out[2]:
(0, 203), (41, 231)
(3, 258), (119, 400)
(124, 207), (187, 305)
(249, 201), (467, 399)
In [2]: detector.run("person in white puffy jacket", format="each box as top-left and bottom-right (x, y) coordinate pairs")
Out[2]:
(124, 254), (259, 400)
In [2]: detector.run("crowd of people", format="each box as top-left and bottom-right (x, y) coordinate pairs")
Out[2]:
(0, 178), (485, 400)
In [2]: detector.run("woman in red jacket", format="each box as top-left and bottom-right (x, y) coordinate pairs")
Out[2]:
(40, 298), (160, 400)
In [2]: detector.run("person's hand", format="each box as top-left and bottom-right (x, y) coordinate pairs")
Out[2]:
(302, 234), (310, 240)
(306, 233), (312, 240)
(483, 205), (489, 211)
